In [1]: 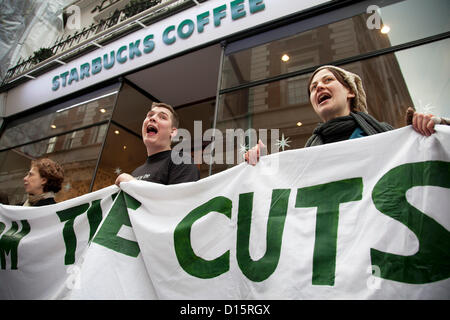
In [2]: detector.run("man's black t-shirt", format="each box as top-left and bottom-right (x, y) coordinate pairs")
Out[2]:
(131, 150), (200, 185)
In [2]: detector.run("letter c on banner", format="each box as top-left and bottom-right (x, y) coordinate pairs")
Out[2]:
(174, 196), (232, 279)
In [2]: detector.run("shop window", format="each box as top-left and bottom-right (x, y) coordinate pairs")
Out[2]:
(94, 124), (108, 144)
(0, 150), (31, 205)
(213, 81), (319, 175)
(0, 126), (105, 205)
(111, 82), (154, 136)
(66, 131), (84, 149)
(391, 38), (449, 118)
(0, 86), (118, 150)
(221, 0), (449, 90)
(91, 123), (145, 192)
(212, 38), (450, 175)
(93, 98), (217, 188)
(175, 100), (216, 179)
(287, 75), (309, 105)
(46, 137), (57, 154)
(91, 82), (153, 191)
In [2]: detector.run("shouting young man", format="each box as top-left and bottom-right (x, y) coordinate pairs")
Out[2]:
(115, 102), (200, 186)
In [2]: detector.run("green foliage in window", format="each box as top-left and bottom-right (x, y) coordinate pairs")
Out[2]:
(31, 47), (54, 64)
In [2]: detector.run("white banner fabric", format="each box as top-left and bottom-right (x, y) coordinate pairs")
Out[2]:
(1, 126), (449, 299)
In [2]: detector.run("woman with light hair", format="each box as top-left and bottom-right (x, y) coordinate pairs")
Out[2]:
(304, 65), (394, 147)
(23, 158), (64, 206)
(245, 65), (445, 164)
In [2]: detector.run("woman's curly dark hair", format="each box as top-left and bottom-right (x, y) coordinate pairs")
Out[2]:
(32, 158), (64, 193)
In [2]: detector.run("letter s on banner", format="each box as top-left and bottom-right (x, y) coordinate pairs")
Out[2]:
(371, 161), (450, 284)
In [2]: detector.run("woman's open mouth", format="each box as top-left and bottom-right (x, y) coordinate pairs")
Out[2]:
(318, 92), (332, 105)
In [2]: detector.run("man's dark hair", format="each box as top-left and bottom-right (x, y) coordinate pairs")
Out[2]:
(150, 102), (179, 128)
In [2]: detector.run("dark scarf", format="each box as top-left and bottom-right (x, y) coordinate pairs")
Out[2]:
(305, 112), (393, 147)
(23, 192), (55, 207)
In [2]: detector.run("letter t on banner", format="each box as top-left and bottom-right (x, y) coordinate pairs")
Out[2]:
(296, 178), (363, 286)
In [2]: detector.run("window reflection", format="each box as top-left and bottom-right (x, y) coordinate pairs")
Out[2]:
(213, 50), (422, 175)
(0, 149), (31, 205)
(393, 38), (450, 118)
(92, 124), (145, 192)
(379, 0), (450, 46)
(0, 0), (447, 202)
(0, 125), (107, 205)
(221, 0), (449, 90)
(112, 83), (154, 136)
(0, 91), (116, 150)
(176, 100), (216, 179)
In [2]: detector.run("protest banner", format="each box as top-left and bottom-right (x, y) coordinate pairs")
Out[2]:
(1, 126), (449, 299)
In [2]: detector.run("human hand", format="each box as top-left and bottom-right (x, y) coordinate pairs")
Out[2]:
(244, 139), (266, 166)
(406, 107), (450, 136)
(115, 173), (136, 187)
(412, 111), (440, 136)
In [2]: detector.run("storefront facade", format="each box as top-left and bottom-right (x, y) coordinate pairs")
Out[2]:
(0, 0), (448, 205)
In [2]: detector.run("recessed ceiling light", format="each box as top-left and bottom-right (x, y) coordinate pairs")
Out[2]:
(296, 122), (303, 127)
(114, 130), (120, 135)
(51, 124), (56, 129)
(123, 145), (127, 150)
(281, 54), (290, 62)
(100, 108), (106, 113)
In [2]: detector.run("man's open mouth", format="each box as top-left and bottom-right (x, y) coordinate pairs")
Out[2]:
(147, 125), (158, 135)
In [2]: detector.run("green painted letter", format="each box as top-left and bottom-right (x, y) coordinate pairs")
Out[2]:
(174, 196), (232, 279)
(91, 57), (102, 74)
(68, 68), (79, 84)
(143, 34), (155, 54)
(93, 191), (141, 257)
(128, 40), (142, 59)
(296, 178), (363, 286)
(177, 19), (194, 39)
(236, 189), (290, 282)
(371, 161), (450, 284)
(249, 0), (265, 14)
(213, 5), (227, 27)
(103, 51), (115, 69)
(163, 25), (176, 45)
(52, 75), (60, 91)
(117, 45), (127, 64)
(79, 63), (90, 79)
(197, 11), (210, 33)
(231, 0), (246, 20)
(57, 200), (103, 265)
(57, 203), (90, 265)
(0, 220), (30, 270)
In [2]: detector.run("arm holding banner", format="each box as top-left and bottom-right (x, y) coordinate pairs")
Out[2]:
(245, 108), (447, 166)
(406, 106), (450, 137)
